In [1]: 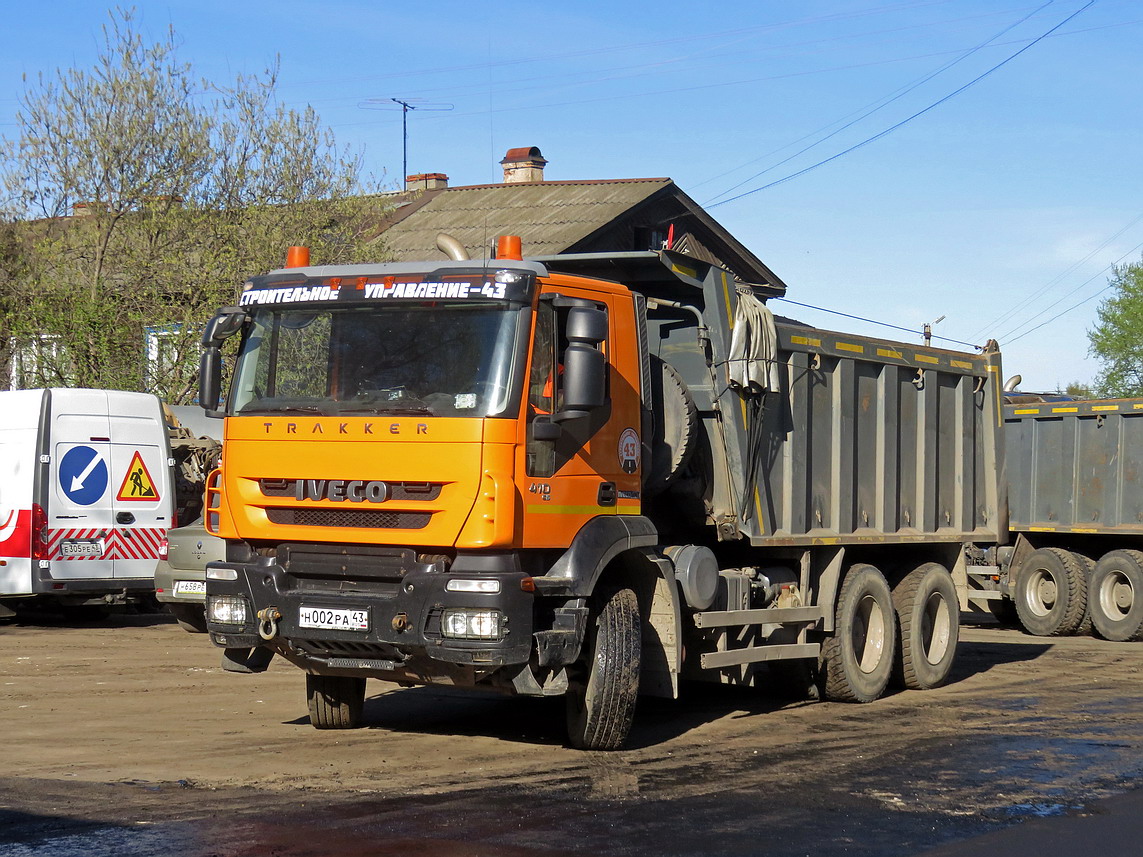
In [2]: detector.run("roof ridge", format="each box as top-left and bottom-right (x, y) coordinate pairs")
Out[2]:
(443, 177), (672, 192)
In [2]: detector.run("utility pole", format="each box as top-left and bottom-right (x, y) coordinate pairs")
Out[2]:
(358, 98), (453, 190)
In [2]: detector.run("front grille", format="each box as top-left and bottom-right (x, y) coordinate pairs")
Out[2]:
(266, 508), (432, 529)
(260, 479), (442, 502)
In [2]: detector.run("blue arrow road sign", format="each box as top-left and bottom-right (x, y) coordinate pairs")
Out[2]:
(59, 445), (108, 506)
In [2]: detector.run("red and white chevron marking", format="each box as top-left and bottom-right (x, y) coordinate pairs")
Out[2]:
(46, 528), (167, 561)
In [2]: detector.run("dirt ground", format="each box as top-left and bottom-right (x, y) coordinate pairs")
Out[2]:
(1, 611), (1141, 856)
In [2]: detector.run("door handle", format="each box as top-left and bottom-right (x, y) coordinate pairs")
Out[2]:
(116, 512), (136, 525)
(598, 482), (617, 507)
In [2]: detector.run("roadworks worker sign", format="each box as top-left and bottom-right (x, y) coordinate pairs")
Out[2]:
(116, 451), (159, 502)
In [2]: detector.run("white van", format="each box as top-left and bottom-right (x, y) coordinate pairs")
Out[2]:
(0, 389), (174, 610)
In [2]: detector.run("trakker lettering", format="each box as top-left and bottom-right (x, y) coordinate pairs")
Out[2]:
(296, 479), (389, 503)
(261, 422), (428, 435)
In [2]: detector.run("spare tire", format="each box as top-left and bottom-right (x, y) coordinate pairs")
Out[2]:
(645, 355), (698, 497)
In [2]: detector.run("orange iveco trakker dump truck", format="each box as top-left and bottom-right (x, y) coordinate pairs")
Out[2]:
(199, 236), (1004, 749)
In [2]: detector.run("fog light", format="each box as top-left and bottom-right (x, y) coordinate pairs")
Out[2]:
(441, 608), (504, 640)
(207, 595), (248, 625)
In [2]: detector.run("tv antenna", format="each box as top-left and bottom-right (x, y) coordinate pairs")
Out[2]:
(359, 98), (454, 189)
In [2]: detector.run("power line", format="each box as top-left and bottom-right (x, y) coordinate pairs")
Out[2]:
(707, 0), (1096, 209)
(703, 1), (1054, 206)
(1003, 239), (1143, 345)
(971, 211), (1143, 341)
(772, 296), (983, 349)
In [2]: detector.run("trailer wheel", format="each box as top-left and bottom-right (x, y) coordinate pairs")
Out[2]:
(1090, 550), (1143, 642)
(566, 587), (641, 750)
(168, 603), (207, 633)
(819, 564), (896, 703)
(306, 674), (366, 729)
(1014, 548), (1088, 637)
(892, 563), (959, 690)
(1072, 552), (1095, 636)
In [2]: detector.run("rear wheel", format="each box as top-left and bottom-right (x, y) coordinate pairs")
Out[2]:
(892, 563), (959, 690)
(1013, 548), (1088, 637)
(819, 564), (896, 703)
(1090, 550), (1143, 642)
(566, 587), (641, 750)
(168, 603), (208, 633)
(306, 674), (366, 729)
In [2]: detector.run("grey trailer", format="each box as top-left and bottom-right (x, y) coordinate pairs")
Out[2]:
(978, 398), (1143, 641)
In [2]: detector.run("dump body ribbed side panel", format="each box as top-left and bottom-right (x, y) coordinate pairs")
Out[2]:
(740, 326), (1003, 546)
(1007, 398), (1143, 534)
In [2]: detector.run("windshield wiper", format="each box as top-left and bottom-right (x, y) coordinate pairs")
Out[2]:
(338, 406), (436, 416)
(239, 404), (337, 416)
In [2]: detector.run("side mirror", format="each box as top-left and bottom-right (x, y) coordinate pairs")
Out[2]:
(554, 305), (608, 421)
(200, 347), (223, 416)
(202, 307), (246, 348)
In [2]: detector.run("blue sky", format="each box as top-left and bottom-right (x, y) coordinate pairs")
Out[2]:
(3, 1), (1140, 391)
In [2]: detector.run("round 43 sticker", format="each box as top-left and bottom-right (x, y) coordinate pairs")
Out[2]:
(618, 427), (640, 474)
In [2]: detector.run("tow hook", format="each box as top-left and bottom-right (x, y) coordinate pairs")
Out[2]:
(257, 606), (282, 641)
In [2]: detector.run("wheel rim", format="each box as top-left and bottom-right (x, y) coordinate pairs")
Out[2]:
(1099, 570), (1135, 620)
(1026, 568), (1057, 616)
(853, 593), (887, 673)
(921, 591), (951, 665)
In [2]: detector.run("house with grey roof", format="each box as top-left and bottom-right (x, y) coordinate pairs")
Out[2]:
(376, 146), (788, 298)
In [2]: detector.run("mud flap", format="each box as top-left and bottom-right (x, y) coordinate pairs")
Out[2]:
(221, 646), (275, 674)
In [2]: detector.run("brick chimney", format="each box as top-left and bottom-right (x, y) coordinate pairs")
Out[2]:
(500, 147), (547, 183)
(406, 173), (449, 191)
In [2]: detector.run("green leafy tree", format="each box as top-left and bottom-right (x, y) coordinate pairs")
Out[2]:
(1, 8), (389, 402)
(1064, 381), (1093, 399)
(1089, 260), (1143, 398)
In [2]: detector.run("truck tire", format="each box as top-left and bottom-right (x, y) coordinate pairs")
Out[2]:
(1089, 550), (1143, 642)
(168, 603), (208, 634)
(306, 674), (366, 729)
(1072, 552), (1095, 636)
(891, 563), (959, 690)
(566, 587), (641, 750)
(1013, 548), (1088, 637)
(645, 356), (698, 497)
(819, 564), (896, 703)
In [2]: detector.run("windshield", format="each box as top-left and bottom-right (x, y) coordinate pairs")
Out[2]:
(230, 303), (526, 417)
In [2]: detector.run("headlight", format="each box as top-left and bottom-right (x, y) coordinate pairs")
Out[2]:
(441, 608), (504, 640)
(207, 595), (248, 625)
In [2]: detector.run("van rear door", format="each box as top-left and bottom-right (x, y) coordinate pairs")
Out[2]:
(106, 392), (171, 580)
(49, 389), (116, 581)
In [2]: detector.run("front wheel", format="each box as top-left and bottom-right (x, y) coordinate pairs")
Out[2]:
(1090, 550), (1143, 642)
(819, 564), (896, 703)
(306, 674), (366, 729)
(566, 587), (641, 750)
(892, 563), (959, 690)
(1014, 548), (1087, 637)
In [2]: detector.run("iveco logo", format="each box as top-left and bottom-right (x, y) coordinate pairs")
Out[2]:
(295, 479), (390, 503)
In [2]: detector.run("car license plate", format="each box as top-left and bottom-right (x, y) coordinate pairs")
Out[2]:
(299, 606), (369, 631)
(173, 580), (207, 597)
(60, 540), (104, 558)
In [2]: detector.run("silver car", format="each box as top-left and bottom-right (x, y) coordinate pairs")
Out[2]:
(155, 519), (225, 633)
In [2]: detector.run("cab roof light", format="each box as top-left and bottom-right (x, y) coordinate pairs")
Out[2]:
(285, 246), (311, 268)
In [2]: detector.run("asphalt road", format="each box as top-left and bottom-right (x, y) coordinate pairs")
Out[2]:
(1, 611), (1141, 856)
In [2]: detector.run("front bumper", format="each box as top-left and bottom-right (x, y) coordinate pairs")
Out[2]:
(204, 548), (534, 676)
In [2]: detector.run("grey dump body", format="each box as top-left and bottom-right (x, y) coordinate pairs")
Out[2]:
(542, 250), (1005, 550)
(1006, 398), (1143, 537)
(995, 398), (1143, 639)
